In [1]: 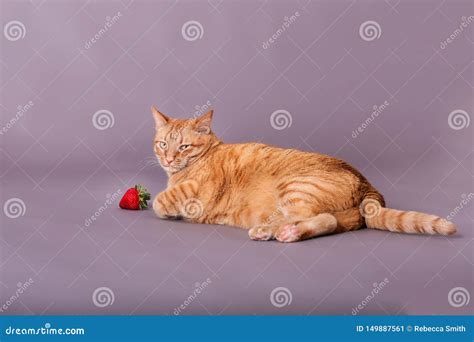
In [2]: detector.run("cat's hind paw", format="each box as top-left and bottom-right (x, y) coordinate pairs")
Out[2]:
(275, 224), (302, 243)
(248, 226), (275, 241)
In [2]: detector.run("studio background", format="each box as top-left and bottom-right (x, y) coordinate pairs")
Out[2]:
(0, 0), (472, 315)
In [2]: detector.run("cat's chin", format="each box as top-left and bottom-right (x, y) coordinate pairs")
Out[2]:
(161, 165), (183, 173)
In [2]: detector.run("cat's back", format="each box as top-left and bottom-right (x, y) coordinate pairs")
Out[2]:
(211, 142), (330, 174)
(209, 141), (365, 185)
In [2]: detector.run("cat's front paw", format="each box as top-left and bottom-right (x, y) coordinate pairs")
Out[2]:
(153, 193), (177, 219)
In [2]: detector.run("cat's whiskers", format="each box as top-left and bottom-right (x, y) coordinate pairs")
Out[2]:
(144, 155), (161, 168)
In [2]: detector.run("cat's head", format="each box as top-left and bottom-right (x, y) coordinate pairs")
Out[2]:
(151, 106), (217, 173)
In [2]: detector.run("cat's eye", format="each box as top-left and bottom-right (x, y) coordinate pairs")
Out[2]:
(178, 144), (190, 152)
(158, 141), (167, 150)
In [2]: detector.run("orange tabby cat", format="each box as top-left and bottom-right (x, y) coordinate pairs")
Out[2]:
(151, 106), (456, 243)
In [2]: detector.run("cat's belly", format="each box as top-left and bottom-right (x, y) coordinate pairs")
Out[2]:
(201, 176), (359, 229)
(212, 206), (279, 229)
(201, 184), (280, 229)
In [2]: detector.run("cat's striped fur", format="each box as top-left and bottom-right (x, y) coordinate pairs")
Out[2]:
(151, 107), (456, 242)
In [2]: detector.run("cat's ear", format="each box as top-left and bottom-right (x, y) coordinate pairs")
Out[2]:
(151, 106), (169, 129)
(194, 110), (213, 134)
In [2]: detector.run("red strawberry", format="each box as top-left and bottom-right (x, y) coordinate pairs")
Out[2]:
(119, 184), (151, 210)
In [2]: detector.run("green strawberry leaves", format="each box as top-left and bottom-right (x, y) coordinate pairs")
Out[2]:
(135, 184), (151, 210)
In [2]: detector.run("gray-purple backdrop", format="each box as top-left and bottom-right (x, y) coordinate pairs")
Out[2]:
(0, 0), (472, 315)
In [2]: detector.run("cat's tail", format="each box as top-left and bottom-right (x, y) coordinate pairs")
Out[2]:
(361, 190), (456, 236)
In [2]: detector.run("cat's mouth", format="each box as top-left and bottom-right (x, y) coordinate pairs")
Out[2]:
(155, 156), (185, 172)
(161, 162), (183, 172)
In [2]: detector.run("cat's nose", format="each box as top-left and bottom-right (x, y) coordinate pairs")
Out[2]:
(165, 157), (174, 164)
